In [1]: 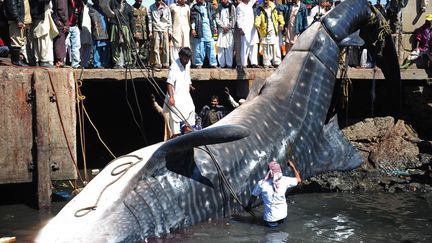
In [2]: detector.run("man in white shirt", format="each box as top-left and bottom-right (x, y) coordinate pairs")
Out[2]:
(163, 47), (196, 138)
(246, 160), (302, 227)
(236, 0), (259, 68)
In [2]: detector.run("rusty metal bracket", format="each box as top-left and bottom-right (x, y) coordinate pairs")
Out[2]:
(51, 162), (60, 171)
(49, 93), (57, 103)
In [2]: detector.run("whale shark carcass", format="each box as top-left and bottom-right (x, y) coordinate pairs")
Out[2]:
(36, 0), (400, 242)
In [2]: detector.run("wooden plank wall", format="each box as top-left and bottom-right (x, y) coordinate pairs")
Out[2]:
(0, 68), (77, 186)
(0, 68), (33, 183)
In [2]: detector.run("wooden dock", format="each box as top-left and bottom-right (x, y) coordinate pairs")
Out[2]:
(76, 66), (432, 83)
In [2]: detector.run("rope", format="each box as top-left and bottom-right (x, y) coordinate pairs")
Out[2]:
(74, 154), (143, 217)
(339, 48), (353, 125)
(114, 10), (195, 132)
(75, 70), (117, 160)
(370, 68), (377, 116)
(363, 5), (392, 58)
(76, 70), (89, 182)
(124, 69), (148, 144)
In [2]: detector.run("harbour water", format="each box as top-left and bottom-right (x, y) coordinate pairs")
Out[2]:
(1, 192), (431, 242)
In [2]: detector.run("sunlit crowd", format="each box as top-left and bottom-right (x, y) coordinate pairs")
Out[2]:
(0, 0), (394, 69)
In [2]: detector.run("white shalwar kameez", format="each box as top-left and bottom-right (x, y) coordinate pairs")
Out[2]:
(236, 0), (259, 67)
(216, 8), (234, 68)
(169, 3), (190, 64)
(163, 59), (195, 135)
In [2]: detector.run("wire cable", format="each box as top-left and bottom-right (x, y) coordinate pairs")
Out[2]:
(104, 10), (253, 218)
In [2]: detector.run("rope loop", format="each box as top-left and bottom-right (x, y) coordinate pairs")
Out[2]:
(74, 206), (97, 217)
(111, 161), (134, 176)
(74, 154), (143, 217)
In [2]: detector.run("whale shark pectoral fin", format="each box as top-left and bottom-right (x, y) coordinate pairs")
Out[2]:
(338, 30), (365, 47)
(246, 77), (266, 101)
(160, 125), (249, 188)
(165, 149), (214, 188)
(160, 125), (250, 153)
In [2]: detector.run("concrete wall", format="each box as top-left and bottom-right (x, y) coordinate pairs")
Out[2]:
(401, 0), (432, 32)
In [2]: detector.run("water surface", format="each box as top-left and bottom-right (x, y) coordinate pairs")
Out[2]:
(1, 193), (431, 242)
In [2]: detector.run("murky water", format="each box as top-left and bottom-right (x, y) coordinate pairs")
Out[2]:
(1, 193), (431, 242)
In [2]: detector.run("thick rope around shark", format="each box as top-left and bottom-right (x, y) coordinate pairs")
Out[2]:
(74, 154), (143, 217)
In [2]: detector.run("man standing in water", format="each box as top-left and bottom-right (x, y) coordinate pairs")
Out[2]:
(246, 160), (302, 227)
(163, 47), (196, 138)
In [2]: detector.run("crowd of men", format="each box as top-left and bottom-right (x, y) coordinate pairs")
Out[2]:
(0, 0), (396, 69)
(0, 0), (354, 69)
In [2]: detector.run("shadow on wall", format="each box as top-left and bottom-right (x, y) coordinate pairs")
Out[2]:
(412, 0), (424, 25)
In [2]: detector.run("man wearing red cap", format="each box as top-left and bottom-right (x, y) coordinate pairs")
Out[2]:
(246, 160), (301, 227)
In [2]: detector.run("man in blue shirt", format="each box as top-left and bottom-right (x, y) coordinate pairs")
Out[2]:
(190, 0), (218, 68)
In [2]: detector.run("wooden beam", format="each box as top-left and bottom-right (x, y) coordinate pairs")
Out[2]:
(34, 70), (52, 209)
(75, 67), (432, 83)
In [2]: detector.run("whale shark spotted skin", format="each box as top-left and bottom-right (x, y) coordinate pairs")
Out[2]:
(36, 0), (400, 242)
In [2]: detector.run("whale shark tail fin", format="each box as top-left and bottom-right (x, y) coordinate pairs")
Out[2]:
(299, 116), (363, 179)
